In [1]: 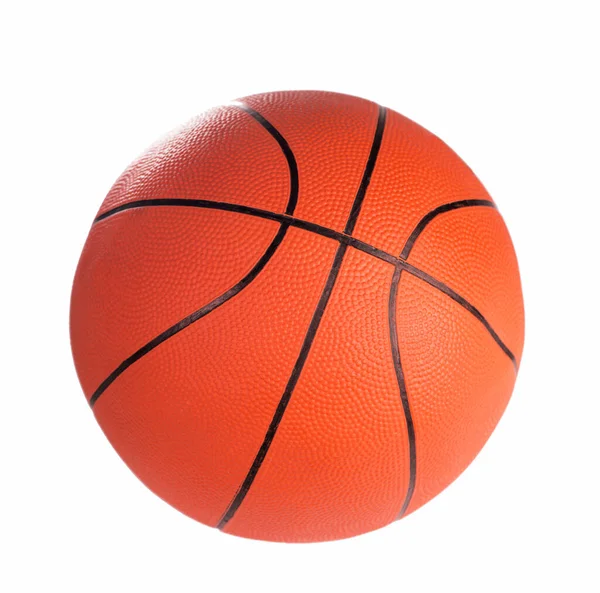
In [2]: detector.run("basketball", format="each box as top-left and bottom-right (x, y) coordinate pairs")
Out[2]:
(70, 91), (524, 542)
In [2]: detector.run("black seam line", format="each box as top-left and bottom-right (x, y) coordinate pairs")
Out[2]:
(389, 266), (416, 518)
(388, 200), (496, 519)
(234, 103), (299, 216)
(89, 105), (299, 408)
(400, 199), (496, 259)
(217, 106), (388, 530)
(401, 261), (518, 370)
(398, 198), (517, 370)
(89, 224), (288, 407)
(392, 198), (508, 518)
(344, 105), (387, 234)
(93, 198), (517, 369)
(217, 243), (348, 529)
(94, 199), (392, 261)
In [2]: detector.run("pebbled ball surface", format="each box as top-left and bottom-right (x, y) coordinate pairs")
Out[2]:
(71, 90), (524, 543)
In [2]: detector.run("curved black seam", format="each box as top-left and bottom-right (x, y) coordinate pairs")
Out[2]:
(344, 106), (387, 234)
(89, 225), (288, 407)
(94, 198), (517, 369)
(217, 243), (348, 529)
(389, 266), (416, 518)
(235, 103), (299, 215)
(398, 199), (516, 370)
(400, 199), (496, 259)
(400, 261), (517, 369)
(88, 106), (299, 408)
(391, 199), (513, 516)
(217, 105), (387, 530)
(391, 261), (518, 516)
(94, 199), (392, 260)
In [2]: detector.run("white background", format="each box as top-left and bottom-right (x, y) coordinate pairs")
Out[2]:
(2, 1), (598, 591)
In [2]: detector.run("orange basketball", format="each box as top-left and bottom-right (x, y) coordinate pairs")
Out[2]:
(70, 91), (524, 542)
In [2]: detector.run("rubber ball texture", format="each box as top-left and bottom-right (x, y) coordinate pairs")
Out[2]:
(70, 91), (524, 543)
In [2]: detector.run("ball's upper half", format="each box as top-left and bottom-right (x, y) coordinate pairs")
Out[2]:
(71, 91), (524, 542)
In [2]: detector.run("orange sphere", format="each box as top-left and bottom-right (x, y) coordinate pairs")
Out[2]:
(71, 91), (524, 542)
